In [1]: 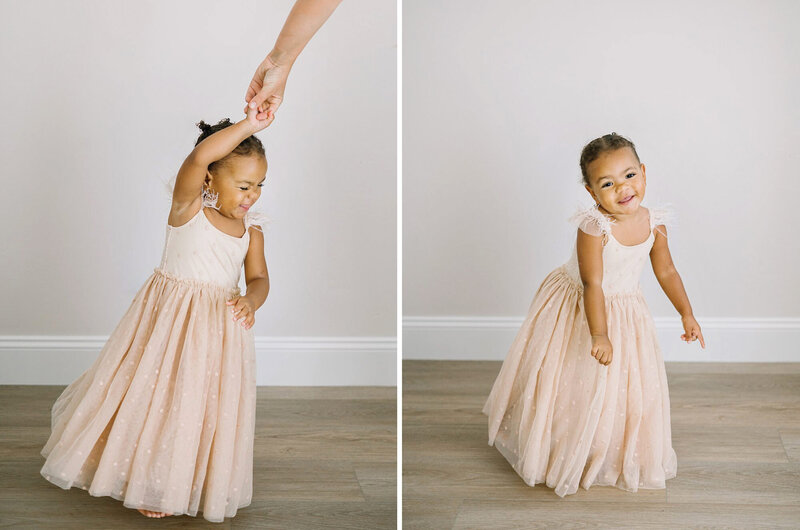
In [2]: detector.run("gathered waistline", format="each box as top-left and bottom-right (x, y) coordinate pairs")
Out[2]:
(551, 265), (644, 300)
(152, 267), (241, 299)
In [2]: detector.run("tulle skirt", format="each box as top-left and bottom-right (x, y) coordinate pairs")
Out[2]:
(40, 268), (257, 522)
(482, 266), (677, 497)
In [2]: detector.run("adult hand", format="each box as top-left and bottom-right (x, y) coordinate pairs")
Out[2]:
(244, 55), (291, 121)
(242, 0), (341, 122)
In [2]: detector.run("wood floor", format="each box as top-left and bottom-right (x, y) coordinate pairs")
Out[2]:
(403, 361), (800, 529)
(0, 385), (396, 529)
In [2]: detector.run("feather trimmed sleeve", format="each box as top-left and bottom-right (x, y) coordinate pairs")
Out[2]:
(244, 209), (271, 234)
(162, 174), (177, 205)
(568, 203), (615, 239)
(648, 204), (676, 238)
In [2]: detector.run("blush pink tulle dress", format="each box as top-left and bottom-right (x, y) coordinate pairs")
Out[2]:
(482, 204), (678, 497)
(40, 205), (268, 522)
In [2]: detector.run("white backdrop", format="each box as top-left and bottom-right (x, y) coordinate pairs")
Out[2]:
(0, 0), (397, 384)
(403, 0), (800, 361)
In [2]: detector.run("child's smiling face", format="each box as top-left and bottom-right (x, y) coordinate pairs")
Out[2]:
(206, 154), (268, 218)
(584, 147), (646, 215)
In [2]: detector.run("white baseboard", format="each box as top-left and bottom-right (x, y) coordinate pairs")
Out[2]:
(403, 317), (800, 362)
(0, 336), (397, 386)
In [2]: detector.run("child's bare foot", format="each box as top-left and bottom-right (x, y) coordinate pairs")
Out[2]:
(137, 508), (173, 518)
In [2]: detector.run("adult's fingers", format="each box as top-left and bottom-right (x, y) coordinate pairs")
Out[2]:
(245, 84), (257, 103)
(254, 95), (280, 121)
(245, 74), (263, 104)
(248, 86), (273, 113)
(245, 102), (267, 114)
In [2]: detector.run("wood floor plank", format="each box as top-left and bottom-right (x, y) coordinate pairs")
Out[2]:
(0, 426), (50, 459)
(403, 360), (800, 528)
(355, 462), (397, 502)
(403, 423), (490, 457)
(666, 461), (800, 505)
(671, 424), (789, 463)
(229, 501), (396, 529)
(251, 460), (365, 502)
(403, 497), (461, 530)
(255, 425), (396, 462)
(666, 362), (800, 375)
(258, 386), (396, 400)
(403, 395), (487, 426)
(2, 385), (396, 527)
(0, 496), (234, 529)
(667, 372), (800, 401)
(258, 397), (396, 428)
(670, 400), (800, 428)
(779, 429), (800, 462)
(452, 499), (800, 529)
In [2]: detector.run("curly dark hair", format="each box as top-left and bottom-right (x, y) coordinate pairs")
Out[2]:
(579, 132), (640, 185)
(195, 118), (265, 173)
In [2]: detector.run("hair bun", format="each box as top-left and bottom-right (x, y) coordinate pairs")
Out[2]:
(192, 118), (265, 161)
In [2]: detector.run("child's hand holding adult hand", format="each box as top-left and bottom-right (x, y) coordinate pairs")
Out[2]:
(227, 295), (257, 330)
(244, 104), (274, 133)
(590, 335), (613, 366)
(680, 315), (705, 348)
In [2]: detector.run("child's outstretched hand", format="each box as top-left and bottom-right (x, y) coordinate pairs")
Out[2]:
(243, 102), (275, 133)
(680, 315), (705, 348)
(227, 295), (256, 330)
(590, 335), (613, 366)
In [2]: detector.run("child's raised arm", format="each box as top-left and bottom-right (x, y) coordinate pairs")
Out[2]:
(649, 225), (705, 348)
(576, 229), (613, 365)
(172, 109), (271, 210)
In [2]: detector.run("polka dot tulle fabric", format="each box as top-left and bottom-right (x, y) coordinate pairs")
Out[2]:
(482, 204), (678, 497)
(40, 206), (266, 522)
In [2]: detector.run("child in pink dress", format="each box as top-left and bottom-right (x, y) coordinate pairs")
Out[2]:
(483, 132), (705, 497)
(40, 106), (272, 521)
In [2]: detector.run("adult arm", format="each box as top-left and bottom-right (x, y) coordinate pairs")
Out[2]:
(245, 0), (343, 120)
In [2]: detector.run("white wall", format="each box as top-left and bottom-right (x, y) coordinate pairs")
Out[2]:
(403, 0), (800, 360)
(0, 0), (396, 384)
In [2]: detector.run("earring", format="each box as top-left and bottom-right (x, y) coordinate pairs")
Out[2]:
(202, 186), (219, 209)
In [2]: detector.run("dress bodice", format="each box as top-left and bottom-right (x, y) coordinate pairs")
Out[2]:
(157, 206), (267, 290)
(562, 204), (673, 296)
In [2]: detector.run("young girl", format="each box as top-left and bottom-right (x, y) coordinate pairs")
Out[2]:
(482, 132), (705, 497)
(39, 106), (272, 521)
